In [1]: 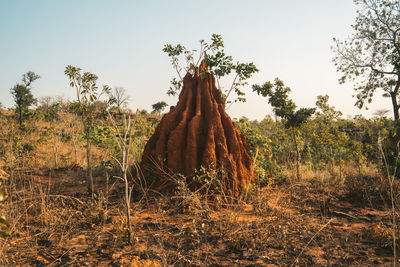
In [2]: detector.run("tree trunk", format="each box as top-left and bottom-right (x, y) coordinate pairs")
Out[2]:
(86, 128), (94, 197)
(292, 127), (301, 181)
(390, 91), (400, 178)
(73, 138), (78, 165)
(19, 108), (22, 128)
(338, 148), (342, 182)
(124, 159), (131, 245)
(253, 146), (259, 166)
(54, 136), (58, 168)
(390, 91), (400, 143)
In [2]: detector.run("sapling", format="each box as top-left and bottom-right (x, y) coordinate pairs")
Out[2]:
(65, 66), (111, 197)
(253, 78), (315, 181)
(108, 110), (135, 244)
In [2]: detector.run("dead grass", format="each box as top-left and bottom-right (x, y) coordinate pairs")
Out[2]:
(0, 113), (398, 265)
(0, 165), (398, 266)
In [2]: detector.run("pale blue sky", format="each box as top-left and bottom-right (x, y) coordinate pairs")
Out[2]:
(0, 0), (390, 120)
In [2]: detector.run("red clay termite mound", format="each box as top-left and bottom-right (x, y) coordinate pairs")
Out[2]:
(140, 62), (256, 196)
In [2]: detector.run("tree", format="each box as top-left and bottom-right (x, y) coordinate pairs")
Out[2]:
(332, 0), (400, 143)
(65, 65), (111, 196)
(163, 34), (258, 107)
(311, 95), (350, 179)
(37, 96), (61, 121)
(111, 87), (130, 113)
(38, 96), (53, 115)
(10, 71), (40, 128)
(151, 101), (168, 114)
(253, 78), (315, 180)
(374, 109), (390, 118)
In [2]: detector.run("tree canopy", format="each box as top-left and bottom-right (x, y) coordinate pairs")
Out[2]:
(252, 78), (315, 129)
(332, 0), (400, 122)
(151, 101), (168, 114)
(10, 71), (40, 128)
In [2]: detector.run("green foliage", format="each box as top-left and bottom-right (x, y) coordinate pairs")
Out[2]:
(65, 65), (113, 194)
(305, 95), (348, 169)
(10, 84), (37, 111)
(10, 71), (40, 128)
(252, 78), (315, 129)
(130, 113), (158, 162)
(333, 0), (400, 110)
(65, 66), (108, 113)
(236, 117), (278, 185)
(35, 97), (61, 121)
(64, 66), (113, 137)
(333, 0), (400, 177)
(151, 101), (168, 114)
(163, 34), (258, 106)
(92, 125), (114, 148)
(332, 0), (400, 176)
(253, 78), (315, 180)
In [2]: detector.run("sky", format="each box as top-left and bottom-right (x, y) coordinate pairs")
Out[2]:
(0, 0), (392, 121)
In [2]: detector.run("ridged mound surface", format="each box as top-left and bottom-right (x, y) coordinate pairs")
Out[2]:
(140, 62), (255, 195)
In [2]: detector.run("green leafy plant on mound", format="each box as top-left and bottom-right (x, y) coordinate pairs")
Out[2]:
(163, 34), (258, 107)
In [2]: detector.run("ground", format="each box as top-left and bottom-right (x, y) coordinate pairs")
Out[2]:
(0, 167), (397, 266)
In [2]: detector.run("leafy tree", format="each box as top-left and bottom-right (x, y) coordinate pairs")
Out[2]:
(309, 95), (350, 178)
(37, 96), (61, 121)
(332, 0), (400, 154)
(10, 71), (40, 128)
(65, 65), (111, 196)
(236, 117), (274, 185)
(38, 96), (53, 115)
(163, 34), (258, 107)
(253, 78), (315, 180)
(151, 101), (168, 114)
(373, 109), (391, 118)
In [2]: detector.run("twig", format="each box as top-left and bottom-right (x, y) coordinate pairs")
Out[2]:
(291, 218), (333, 267)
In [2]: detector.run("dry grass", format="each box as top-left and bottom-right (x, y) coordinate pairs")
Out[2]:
(0, 112), (398, 265)
(0, 164), (398, 266)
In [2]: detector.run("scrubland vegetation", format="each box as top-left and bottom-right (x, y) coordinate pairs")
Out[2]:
(1, 0), (400, 265)
(0, 92), (398, 265)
